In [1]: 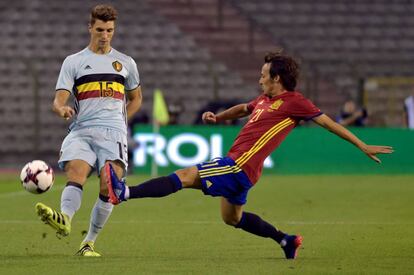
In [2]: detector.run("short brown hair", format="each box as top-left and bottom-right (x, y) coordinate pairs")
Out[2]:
(90, 4), (118, 25)
(264, 50), (299, 91)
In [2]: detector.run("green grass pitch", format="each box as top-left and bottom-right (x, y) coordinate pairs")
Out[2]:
(0, 173), (413, 274)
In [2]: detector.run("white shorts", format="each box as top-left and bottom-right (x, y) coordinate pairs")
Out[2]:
(58, 127), (128, 174)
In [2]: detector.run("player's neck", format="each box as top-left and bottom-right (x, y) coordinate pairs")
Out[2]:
(88, 44), (112, 54)
(267, 89), (287, 98)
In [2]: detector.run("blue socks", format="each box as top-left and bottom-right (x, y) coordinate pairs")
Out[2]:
(127, 176), (287, 244)
(129, 173), (183, 199)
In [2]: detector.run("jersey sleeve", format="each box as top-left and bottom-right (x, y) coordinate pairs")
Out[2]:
(247, 96), (262, 113)
(55, 56), (76, 93)
(289, 96), (322, 120)
(125, 57), (140, 91)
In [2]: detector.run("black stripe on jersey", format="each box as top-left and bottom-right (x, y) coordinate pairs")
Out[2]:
(74, 73), (125, 86)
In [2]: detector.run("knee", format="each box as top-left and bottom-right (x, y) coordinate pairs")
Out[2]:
(175, 166), (199, 188)
(222, 215), (241, 227)
(65, 164), (88, 184)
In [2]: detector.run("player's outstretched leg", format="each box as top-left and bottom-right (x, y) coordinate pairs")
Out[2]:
(106, 164), (183, 205)
(75, 241), (101, 257)
(35, 202), (71, 238)
(235, 212), (303, 259)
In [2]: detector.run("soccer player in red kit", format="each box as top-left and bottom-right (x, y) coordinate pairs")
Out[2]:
(105, 51), (393, 259)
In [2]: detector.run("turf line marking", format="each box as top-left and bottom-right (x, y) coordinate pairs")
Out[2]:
(0, 185), (64, 198)
(1, 220), (413, 225)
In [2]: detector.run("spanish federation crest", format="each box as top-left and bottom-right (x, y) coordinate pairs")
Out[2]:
(269, 99), (284, 111)
(112, 61), (123, 72)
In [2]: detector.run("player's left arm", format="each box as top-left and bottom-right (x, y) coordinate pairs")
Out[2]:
(312, 114), (393, 163)
(125, 85), (142, 121)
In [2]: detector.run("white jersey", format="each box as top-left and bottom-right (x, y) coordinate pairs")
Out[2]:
(56, 47), (140, 134)
(404, 95), (414, 129)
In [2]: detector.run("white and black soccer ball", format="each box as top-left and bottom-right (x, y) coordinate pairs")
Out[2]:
(20, 160), (54, 194)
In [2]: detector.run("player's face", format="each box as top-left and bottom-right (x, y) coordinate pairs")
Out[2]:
(343, 100), (356, 113)
(89, 19), (115, 49)
(259, 63), (277, 96)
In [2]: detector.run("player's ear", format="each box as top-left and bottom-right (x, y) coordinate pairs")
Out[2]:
(273, 75), (280, 83)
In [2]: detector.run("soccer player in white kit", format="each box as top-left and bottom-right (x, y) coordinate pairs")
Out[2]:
(404, 95), (414, 129)
(35, 4), (142, 256)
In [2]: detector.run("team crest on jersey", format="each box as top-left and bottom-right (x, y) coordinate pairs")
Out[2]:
(112, 61), (123, 72)
(268, 99), (284, 112)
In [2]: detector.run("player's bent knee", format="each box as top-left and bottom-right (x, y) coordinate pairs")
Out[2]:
(66, 170), (88, 185)
(64, 161), (91, 185)
(222, 215), (240, 226)
(175, 166), (200, 189)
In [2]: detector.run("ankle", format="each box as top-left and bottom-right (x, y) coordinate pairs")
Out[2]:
(124, 186), (130, 200)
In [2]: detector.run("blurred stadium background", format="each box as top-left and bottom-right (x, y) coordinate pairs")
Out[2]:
(0, 0), (413, 170)
(1, 1), (414, 273)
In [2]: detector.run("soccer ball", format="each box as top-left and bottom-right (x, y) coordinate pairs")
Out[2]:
(20, 160), (54, 194)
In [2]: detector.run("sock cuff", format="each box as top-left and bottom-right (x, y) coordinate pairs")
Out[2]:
(66, 181), (83, 190)
(168, 173), (183, 190)
(99, 194), (109, 202)
(96, 196), (114, 210)
(235, 212), (247, 228)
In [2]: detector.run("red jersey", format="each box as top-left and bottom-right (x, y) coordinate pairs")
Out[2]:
(227, 91), (322, 184)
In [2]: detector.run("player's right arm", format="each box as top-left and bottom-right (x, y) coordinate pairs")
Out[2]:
(53, 90), (75, 120)
(202, 104), (250, 124)
(54, 55), (76, 120)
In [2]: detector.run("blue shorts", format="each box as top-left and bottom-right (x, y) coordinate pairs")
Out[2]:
(196, 157), (253, 205)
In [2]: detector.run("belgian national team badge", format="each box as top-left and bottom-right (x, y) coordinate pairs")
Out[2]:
(269, 99), (284, 111)
(112, 61), (123, 72)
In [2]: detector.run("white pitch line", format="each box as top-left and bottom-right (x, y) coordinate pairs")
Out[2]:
(0, 185), (64, 198)
(0, 220), (413, 225)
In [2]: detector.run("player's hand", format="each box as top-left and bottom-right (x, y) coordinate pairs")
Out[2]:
(354, 110), (364, 119)
(361, 145), (394, 163)
(57, 106), (75, 120)
(202, 111), (217, 124)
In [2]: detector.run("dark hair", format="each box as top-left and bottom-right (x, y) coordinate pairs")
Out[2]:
(264, 50), (299, 91)
(90, 4), (118, 25)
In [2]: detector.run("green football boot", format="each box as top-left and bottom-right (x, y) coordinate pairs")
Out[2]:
(76, 241), (101, 257)
(35, 202), (71, 238)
